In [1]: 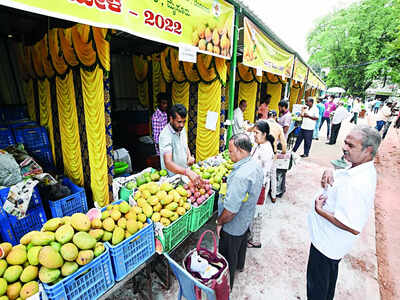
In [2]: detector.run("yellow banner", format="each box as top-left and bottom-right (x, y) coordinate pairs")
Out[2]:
(243, 17), (294, 78)
(293, 58), (308, 83)
(0, 0), (234, 59)
(308, 72), (318, 88)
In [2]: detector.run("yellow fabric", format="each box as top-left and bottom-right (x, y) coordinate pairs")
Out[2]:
(92, 27), (110, 71)
(40, 36), (55, 78)
(267, 82), (283, 112)
(160, 48), (173, 83)
(56, 70), (84, 186)
(196, 54), (216, 82)
(196, 80), (221, 161)
(24, 79), (36, 121)
(48, 29), (68, 75)
(183, 62), (200, 82)
(238, 81), (258, 123)
(215, 58), (227, 85)
(132, 55), (149, 82)
(38, 79), (56, 164)
(172, 81), (190, 131)
(289, 85), (300, 110)
(137, 81), (149, 108)
(237, 64), (253, 82)
(32, 43), (44, 78)
(80, 66), (109, 207)
(59, 28), (79, 67)
(170, 49), (186, 83)
(72, 24), (97, 67)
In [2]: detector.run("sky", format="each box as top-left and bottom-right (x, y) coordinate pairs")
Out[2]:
(243, 0), (358, 61)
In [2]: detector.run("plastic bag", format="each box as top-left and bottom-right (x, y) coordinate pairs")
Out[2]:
(0, 150), (22, 187)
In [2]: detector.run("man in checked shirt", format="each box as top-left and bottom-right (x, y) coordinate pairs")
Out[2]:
(152, 93), (169, 155)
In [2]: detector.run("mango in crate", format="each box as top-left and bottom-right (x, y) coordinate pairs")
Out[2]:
(20, 265), (38, 283)
(31, 232), (54, 246)
(94, 242), (105, 257)
(176, 186), (188, 197)
(110, 209), (121, 221)
(142, 190), (151, 200)
(133, 206), (143, 215)
(60, 243), (78, 262)
(137, 221), (144, 230)
(153, 203), (162, 212)
(126, 219), (138, 235)
(150, 172), (160, 181)
(151, 213), (161, 223)
(165, 202), (178, 211)
(61, 261), (78, 277)
(55, 224), (74, 244)
(112, 227), (125, 245)
(137, 213), (147, 223)
(169, 212), (179, 222)
(0, 260), (7, 277)
(160, 209), (173, 218)
(6, 281), (21, 299)
(101, 210), (110, 220)
(134, 190), (142, 201)
(71, 213), (91, 232)
(6, 248), (27, 265)
(125, 210), (137, 220)
(103, 218), (115, 232)
(27, 247), (41, 266)
(125, 231), (132, 239)
(89, 229), (104, 241)
(148, 196), (159, 206)
(3, 265), (23, 283)
(91, 218), (103, 229)
(76, 250), (94, 266)
(148, 182), (159, 195)
(160, 182), (174, 192)
(42, 218), (63, 232)
(142, 204), (153, 218)
(39, 266), (60, 284)
(20, 281), (39, 300)
(102, 231), (112, 242)
(119, 201), (131, 214)
(117, 218), (127, 229)
(73, 232), (96, 250)
(38, 246), (63, 269)
(50, 242), (61, 252)
(183, 202), (192, 210)
(0, 278), (6, 297)
(20, 231), (39, 245)
(160, 194), (173, 206)
(176, 207), (186, 216)
(160, 217), (171, 227)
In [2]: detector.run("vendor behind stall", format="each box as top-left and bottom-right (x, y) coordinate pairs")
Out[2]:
(159, 104), (201, 186)
(151, 93), (169, 155)
(233, 100), (248, 135)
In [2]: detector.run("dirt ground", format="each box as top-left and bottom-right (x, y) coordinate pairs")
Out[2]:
(106, 114), (390, 300)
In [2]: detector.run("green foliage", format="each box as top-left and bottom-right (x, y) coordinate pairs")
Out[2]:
(307, 0), (400, 95)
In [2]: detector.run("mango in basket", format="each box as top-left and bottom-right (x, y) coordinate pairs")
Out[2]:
(160, 217), (171, 227)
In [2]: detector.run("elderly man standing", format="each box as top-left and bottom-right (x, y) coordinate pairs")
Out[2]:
(216, 133), (263, 289)
(307, 125), (381, 300)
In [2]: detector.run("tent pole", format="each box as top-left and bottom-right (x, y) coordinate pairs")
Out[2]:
(285, 56), (296, 99)
(302, 69), (310, 99)
(226, 8), (239, 147)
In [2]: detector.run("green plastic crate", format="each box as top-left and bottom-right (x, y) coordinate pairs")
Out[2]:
(189, 192), (215, 232)
(160, 208), (192, 253)
(119, 187), (133, 201)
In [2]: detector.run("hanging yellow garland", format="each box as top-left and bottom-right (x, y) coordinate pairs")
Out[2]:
(71, 24), (96, 67)
(58, 28), (79, 67)
(169, 48), (186, 83)
(48, 29), (68, 76)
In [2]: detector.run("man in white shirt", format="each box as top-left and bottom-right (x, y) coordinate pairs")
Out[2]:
(350, 98), (361, 124)
(293, 97), (319, 158)
(327, 102), (349, 145)
(233, 100), (247, 135)
(375, 102), (393, 132)
(307, 125), (381, 300)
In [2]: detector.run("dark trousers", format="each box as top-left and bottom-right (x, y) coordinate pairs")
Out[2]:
(276, 169), (287, 197)
(293, 129), (313, 156)
(219, 229), (249, 288)
(307, 244), (341, 300)
(319, 117), (331, 138)
(376, 120), (385, 132)
(329, 123), (341, 144)
(374, 107), (379, 114)
(350, 112), (358, 124)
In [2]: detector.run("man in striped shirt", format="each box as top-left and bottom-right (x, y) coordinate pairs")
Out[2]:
(152, 93), (169, 155)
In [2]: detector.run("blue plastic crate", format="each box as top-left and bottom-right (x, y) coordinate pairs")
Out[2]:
(28, 146), (55, 170)
(101, 200), (155, 281)
(8, 120), (37, 130)
(0, 127), (15, 149)
(14, 126), (49, 149)
(48, 177), (88, 218)
(0, 197), (47, 245)
(43, 244), (114, 300)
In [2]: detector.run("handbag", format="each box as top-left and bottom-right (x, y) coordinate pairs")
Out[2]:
(257, 186), (266, 205)
(183, 230), (230, 300)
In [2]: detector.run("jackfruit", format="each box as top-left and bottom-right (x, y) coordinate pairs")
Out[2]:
(60, 243), (78, 262)
(39, 267), (60, 284)
(55, 224), (74, 244)
(71, 213), (91, 232)
(20, 281), (39, 300)
(6, 248), (26, 265)
(76, 250), (94, 266)
(38, 246), (63, 269)
(73, 232), (96, 250)
(20, 265), (38, 283)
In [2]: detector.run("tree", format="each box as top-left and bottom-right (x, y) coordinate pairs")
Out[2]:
(306, 0), (400, 96)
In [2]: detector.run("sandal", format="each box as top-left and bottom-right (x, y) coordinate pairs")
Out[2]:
(247, 241), (262, 248)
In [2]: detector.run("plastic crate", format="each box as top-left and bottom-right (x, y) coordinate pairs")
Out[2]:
(8, 120), (37, 129)
(48, 177), (88, 218)
(0, 194), (47, 245)
(161, 208), (192, 253)
(14, 126), (49, 149)
(189, 192), (215, 232)
(0, 127), (15, 149)
(106, 219), (155, 281)
(43, 245), (114, 300)
(28, 146), (55, 170)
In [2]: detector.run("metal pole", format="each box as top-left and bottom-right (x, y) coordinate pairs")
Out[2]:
(226, 8), (239, 146)
(302, 68), (310, 99)
(284, 56), (296, 99)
